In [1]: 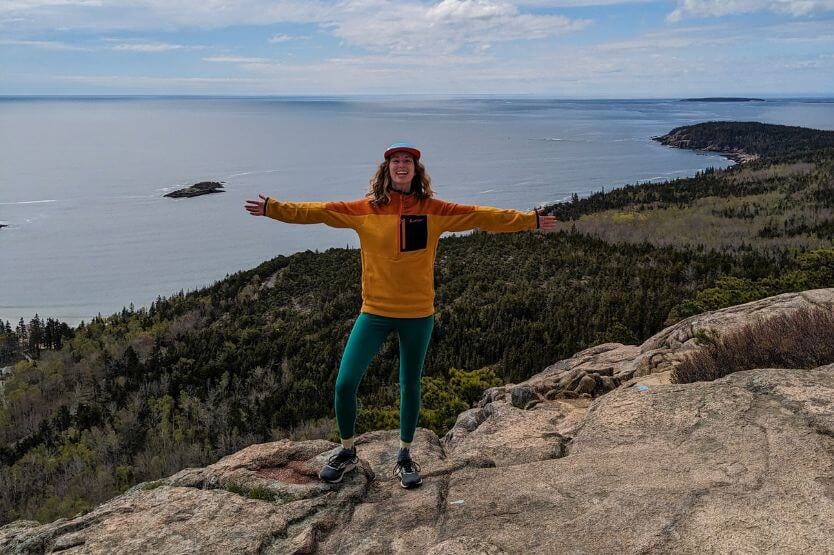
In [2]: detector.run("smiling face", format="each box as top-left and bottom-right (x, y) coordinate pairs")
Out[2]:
(388, 151), (415, 191)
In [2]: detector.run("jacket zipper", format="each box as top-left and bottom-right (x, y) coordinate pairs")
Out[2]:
(396, 193), (403, 259)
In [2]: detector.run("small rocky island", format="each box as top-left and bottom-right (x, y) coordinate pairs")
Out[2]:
(164, 181), (225, 198)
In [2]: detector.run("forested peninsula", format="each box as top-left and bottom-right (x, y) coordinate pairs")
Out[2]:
(1, 121), (833, 524)
(654, 121), (834, 161)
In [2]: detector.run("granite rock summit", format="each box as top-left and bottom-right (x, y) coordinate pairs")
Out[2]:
(2, 290), (833, 553)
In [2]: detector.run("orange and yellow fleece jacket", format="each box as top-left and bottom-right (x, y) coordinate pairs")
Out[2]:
(265, 190), (540, 318)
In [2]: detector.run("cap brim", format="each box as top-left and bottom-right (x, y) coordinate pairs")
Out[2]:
(385, 147), (421, 160)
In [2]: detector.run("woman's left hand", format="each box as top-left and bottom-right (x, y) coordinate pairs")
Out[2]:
(536, 211), (558, 233)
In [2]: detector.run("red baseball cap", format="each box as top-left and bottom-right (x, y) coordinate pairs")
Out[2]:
(384, 141), (421, 160)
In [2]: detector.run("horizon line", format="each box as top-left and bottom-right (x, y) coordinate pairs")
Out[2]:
(2, 93), (834, 101)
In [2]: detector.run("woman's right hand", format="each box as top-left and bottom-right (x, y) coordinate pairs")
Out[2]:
(245, 194), (269, 217)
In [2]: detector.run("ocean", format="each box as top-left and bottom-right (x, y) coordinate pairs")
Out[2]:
(2, 96), (834, 326)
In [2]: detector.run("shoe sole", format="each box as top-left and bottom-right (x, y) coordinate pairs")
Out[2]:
(399, 478), (423, 489)
(320, 462), (357, 483)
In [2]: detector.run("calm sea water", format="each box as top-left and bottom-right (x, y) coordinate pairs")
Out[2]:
(2, 96), (834, 326)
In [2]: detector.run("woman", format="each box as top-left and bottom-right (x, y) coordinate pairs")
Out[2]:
(245, 142), (557, 489)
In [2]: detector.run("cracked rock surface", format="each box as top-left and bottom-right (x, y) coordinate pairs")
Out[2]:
(1, 290), (833, 553)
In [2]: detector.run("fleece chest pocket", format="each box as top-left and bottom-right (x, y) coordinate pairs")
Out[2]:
(400, 215), (428, 252)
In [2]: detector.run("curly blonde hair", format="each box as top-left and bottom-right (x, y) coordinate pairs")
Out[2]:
(366, 157), (435, 206)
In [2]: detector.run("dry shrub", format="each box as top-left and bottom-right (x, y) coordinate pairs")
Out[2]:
(272, 417), (338, 442)
(672, 306), (834, 383)
(163, 309), (202, 341)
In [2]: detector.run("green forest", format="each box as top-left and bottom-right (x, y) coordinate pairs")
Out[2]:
(1, 121), (833, 525)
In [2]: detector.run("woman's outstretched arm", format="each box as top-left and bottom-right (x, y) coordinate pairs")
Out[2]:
(245, 194), (360, 230)
(436, 201), (557, 233)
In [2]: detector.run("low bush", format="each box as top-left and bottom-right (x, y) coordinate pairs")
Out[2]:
(672, 306), (834, 383)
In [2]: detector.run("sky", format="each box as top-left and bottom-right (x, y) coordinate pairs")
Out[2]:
(1, 0), (833, 97)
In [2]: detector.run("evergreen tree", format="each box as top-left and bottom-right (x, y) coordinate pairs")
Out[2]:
(16, 318), (26, 352)
(28, 314), (43, 358)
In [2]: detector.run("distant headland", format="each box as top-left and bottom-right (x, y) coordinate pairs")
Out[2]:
(653, 121), (834, 163)
(680, 97), (765, 102)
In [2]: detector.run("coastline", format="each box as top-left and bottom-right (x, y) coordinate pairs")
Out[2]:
(722, 151), (760, 164)
(663, 145), (760, 165)
(0, 137), (741, 330)
(651, 129), (761, 166)
(8, 116), (807, 330)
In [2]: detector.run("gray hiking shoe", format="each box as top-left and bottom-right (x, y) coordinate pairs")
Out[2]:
(319, 447), (358, 483)
(393, 448), (422, 489)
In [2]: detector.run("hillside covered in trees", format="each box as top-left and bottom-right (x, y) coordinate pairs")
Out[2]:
(1, 122), (833, 525)
(550, 125), (834, 259)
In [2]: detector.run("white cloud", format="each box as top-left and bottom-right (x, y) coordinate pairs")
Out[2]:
(268, 33), (309, 43)
(0, 1), (333, 30)
(595, 25), (742, 51)
(46, 8), (824, 95)
(0, 36), (196, 53)
(326, 53), (492, 66)
(5, 0), (833, 95)
(1, 1), (103, 8)
(668, 0), (834, 22)
(0, 38), (90, 50)
(50, 73), (263, 89)
(428, 0), (516, 19)
(769, 33), (834, 42)
(513, 0), (650, 5)
(331, 0), (590, 55)
(0, 1), (589, 56)
(763, 20), (834, 42)
(110, 41), (186, 52)
(780, 53), (834, 69)
(203, 55), (273, 63)
(18, 32), (834, 95)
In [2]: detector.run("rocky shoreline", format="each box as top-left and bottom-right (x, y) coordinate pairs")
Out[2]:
(653, 130), (760, 164)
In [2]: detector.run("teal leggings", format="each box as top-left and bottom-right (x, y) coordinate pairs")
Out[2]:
(335, 312), (434, 443)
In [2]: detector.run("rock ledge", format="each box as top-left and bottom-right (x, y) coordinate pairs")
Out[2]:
(2, 290), (833, 553)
